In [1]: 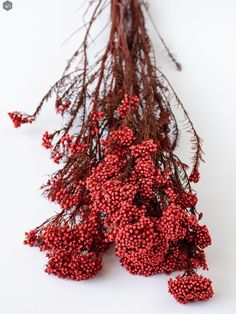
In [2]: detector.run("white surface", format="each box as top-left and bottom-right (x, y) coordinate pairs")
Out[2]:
(0, 1), (235, 313)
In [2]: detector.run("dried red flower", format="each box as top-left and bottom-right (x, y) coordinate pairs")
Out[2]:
(8, 112), (34, 128)
(168, 274), (214, 304)
(189, 168), (200, 183)
(194, 224), (212, 249)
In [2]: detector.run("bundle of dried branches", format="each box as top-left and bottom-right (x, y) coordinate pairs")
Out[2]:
(9, 0), (213, 304)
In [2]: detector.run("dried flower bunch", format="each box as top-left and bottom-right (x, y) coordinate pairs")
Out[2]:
(9, 0), (213, 304)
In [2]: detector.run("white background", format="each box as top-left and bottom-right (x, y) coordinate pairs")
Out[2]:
(0, 1), (235, 313)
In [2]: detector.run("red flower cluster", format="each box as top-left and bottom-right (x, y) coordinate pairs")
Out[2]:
(89, 109), (105, 135)
(189, 249), (208, 270)
(91, 109), (104, 122)
(60, 134), (88, 156)
(115, 217), (167, 276)
(78, 125), (209, 280)
(45, 250), (102, 280)
(189, 168), (200, 183)
(135, 156), (156, 178)
(159, 204), (196, 242)
(56, 99), (71, 114)
(24, 216), (107, 280)
(19, 94), (212, 303)
(8, 112), (35, 128)
(39, 176), (84, 210)
(41, 131), (88, 163)
(51, 150), (63, 164)
(194, 225), (212, 249)
(130, 139), (158, 157)
(42, 131), (53, 149)
(168, 274), (214, 304)
(51, 185), (82, 210)
(176, 192), (198, 207)
(100, 126), (136, 157)
(115, 94), (139, 118)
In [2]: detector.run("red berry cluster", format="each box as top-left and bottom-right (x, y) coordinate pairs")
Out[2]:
(189, 168), (200, 183)
(80, 125), (209, 280)
(194, 224), (212, 249)
(115, 217), (167, 276)
(19, 94), (212, 303)
(60, 134), (88, 156)
(56, 99), (71, 114)
(45, 250), (102, 280)
(86, 155), (122, 188)
(115, 94), (139, 118)
(91, 109), (104, 122)
(51, 185), (82, 210)
(50, 150), (63, 164)
(24, 229), (39, 247)
(159, 203), (196, 242)
(40, 176), (84, 210)
(156, 167), (172, 188)
(168, 274), (214, 304)
(8, 112), (35, 128)
(89, 109), (105, 136)
(130, 139), (158, 157)
(176, 192), (198, 207)
(189, 249), (208, 270)
(101, 126), (136, 153)
(83, 124), (210, 276)
(134, 156), (155, 178)
(42, 131), (88, 163)
(42, 131), (53, 149)
(24, 216), (107, 280)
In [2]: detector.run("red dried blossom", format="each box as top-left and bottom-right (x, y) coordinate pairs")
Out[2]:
(91, 109), (105, 122)
(8, 112), (35, 128)
(119, 256), (162, 277)
(24, 229), (39, 247)
(130, 139), (158, 157)
(153, 244), (184, 274)
(115, 94), (139, 118)
(42, 131), (53, 149)
(134, 156), (156, 178)
(194, 224), (212, 249)
(189, 168), (200, 183)
(24, 216), (108, 281)
(112, 202), (145, 228)
(160, 204), (191, 242)
(176, 192), (198, 207)
(190, 249), (208, 270)
(115, 217), (165, 257)
(56, 99), (71, 114)
(102, 126), (136, 154)
(115, 217), (167, 276)
(168, 274), (214, 304)
(60, 134), (87, 156)
(45, 250), (102, 281)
